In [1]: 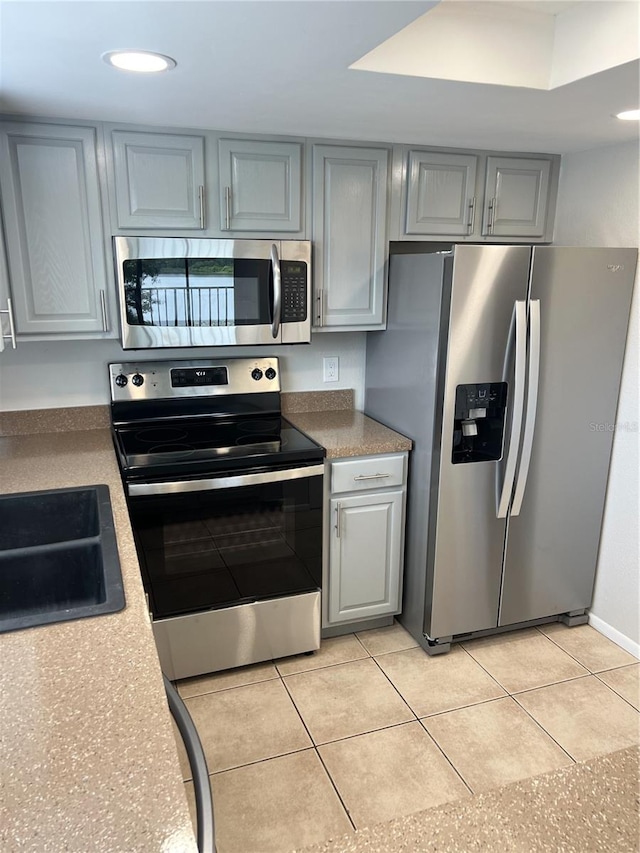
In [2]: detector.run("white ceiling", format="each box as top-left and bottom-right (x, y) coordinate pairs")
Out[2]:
(0, 0), (638, 154)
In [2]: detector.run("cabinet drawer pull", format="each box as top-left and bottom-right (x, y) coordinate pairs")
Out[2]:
(335, 502), (342, 538)
(353, 473), (391, 481)
(0, 297), (17, 349)
(198, 185), (206, 229)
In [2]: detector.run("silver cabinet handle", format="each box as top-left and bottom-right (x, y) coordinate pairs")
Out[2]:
(164, 676), (216, 853)
(270, 242), (281, 340)
(487, 197), (497, 234)
(497, 300), (527, 518)
(511, 299), (541, 516)
(467, 197), (476, 234)
(99, 290), (108, 332)
(128, 464), (324, 496)
(354, 473), (391, 481)
(224, 186), (231, 230)
(0, 297), (17, 349)
(335, 502), (342, 538)
(198, 185), (206, 229)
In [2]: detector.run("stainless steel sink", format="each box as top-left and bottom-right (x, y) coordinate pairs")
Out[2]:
(0, 485), (125, 633)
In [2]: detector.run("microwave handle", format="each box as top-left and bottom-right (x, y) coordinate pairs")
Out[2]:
(270, 243), (282, 339)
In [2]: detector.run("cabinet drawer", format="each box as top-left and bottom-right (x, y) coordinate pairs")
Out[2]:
(331, 454), (405, 494)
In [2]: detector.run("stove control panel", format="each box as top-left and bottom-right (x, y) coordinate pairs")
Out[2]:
(109, 357), (281, 402)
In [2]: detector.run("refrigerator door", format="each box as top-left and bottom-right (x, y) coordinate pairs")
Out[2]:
(429, 245), (532, 639)
(499, 247), (637, 626)
(365, 251), (448, 644)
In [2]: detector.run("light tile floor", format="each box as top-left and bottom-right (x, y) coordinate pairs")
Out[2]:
(173, 621), (640, 853)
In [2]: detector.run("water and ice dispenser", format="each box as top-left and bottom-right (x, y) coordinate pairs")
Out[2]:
(452, 383), (508, 464)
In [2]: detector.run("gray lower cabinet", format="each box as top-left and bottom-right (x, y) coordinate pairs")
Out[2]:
(312, 144), (389, 330)
(218, 138), (302, 232)
(405, 150), (478, 237)
(482, 156), (552, 238)
(0, 121), (112, 338)
(110, 129), (206, 229)
(327, 453), (407, 625)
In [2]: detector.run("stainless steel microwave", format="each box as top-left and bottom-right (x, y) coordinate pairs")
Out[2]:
(114, 236), (311, 349)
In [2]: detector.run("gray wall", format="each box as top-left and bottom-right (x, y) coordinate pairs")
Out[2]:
(554, 138), (639, 654)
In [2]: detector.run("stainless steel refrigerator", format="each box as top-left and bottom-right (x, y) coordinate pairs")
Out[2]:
(365, 245), (637, 653)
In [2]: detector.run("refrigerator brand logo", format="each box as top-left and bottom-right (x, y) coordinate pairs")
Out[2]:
(607, 264), (624, 272)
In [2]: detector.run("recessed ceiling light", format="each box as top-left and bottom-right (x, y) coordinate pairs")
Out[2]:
(615, 109), (640, 121)
(102, 50), (176, 73)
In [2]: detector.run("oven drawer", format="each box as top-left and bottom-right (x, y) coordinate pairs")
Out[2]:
(153, 590), (321, 680)
(331, 453), (406, 495)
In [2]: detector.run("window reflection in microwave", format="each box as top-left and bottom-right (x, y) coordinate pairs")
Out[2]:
(122, 257), (263, 328)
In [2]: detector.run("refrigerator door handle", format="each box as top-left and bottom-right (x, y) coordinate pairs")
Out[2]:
(497, 300), (527, 518)
(511, 299), (541, 515)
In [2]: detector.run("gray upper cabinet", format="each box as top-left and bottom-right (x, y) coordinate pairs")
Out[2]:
(218, 138), (302, 232)
(110, 130), (206, 229)
(482, 156), (552, 238)
(0, 121), (111, 337)
(312, 144), (389, 330)
(405, 150), (478, 236)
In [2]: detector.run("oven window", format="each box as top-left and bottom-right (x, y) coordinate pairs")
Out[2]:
(128, 475), (323, 619)
(122, 257), (272, 328)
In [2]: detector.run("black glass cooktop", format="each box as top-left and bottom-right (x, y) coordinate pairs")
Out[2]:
(113, 415), (324, 479)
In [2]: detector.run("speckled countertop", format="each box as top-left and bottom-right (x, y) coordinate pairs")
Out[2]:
(285, 410), (412, 460)
(298, 746), (640, 853)
(0, 428), (197, 853)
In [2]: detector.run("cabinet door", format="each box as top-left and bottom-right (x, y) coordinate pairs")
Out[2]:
(313, 145), (388, 329)
(483, 156), (551, 238)
(329, 490), (403, 623)
(111, 130), (206, 229)
(218, 138), (302, 232)
(0, 122), (109, 335)
(405, 151), (477, 236)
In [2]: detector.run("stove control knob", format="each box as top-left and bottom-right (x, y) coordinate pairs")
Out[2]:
(131, 373), (144, 387)
(114, 374), (128, 388)
(265, 367), (277, 380)
(251, 368), (263, 381)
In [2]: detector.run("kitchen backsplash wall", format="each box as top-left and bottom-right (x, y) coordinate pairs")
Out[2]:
(0, 333), (367, 412)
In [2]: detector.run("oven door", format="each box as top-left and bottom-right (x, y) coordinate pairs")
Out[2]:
(126, 465), (324, 620)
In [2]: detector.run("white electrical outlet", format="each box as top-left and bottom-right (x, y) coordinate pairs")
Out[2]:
(323, 356), (339, 382)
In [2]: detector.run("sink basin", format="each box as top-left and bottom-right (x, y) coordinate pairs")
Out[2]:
(0, 485), (125, 633)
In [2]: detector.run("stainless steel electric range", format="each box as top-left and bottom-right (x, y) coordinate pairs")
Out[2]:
(109, 357), (325, 680)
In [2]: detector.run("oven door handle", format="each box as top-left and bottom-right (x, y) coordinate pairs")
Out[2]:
(127, 464), (325, 496)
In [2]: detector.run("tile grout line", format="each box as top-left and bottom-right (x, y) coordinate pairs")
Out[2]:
(458, 641), (591, 701)
(313, 749), (358, 834)
(414, 717), (475, 796)
(279, 670), (357, 833)
(510, 693), (577, 764)
(591, 670), (640, 714)
(533, 624), (639, 674)
(457, 643), (514, 695)
(369, 653), (421, 722)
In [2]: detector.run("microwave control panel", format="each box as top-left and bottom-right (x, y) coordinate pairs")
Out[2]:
(281, 261), (308, 322)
